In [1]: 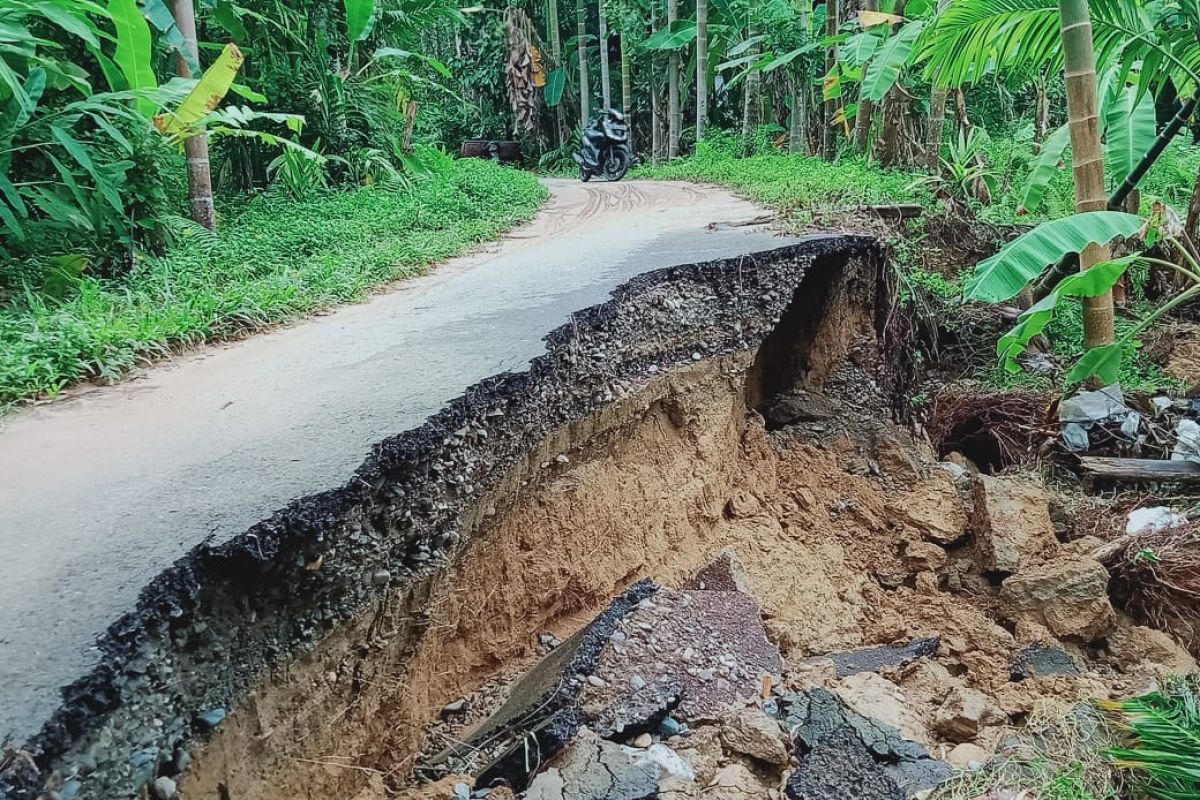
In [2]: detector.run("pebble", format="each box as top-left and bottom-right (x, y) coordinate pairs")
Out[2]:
(659, 717), (686, 737)
(587, 675), (607, 687)
(441, 699), (468, 717)
(196, 708), (226, 729)
(371, 569), (391, 586)
(152, 777), (177, 800)
(610, 630), (626, 642)
(630, 674), (647, 691)
(453, 782), (471, 800)
(633, 733), (653, 748)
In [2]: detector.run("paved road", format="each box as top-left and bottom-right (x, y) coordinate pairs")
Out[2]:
(0, 178), (790, 742)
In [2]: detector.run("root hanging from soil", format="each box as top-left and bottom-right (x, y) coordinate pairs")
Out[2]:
(1106, 523), (1200, 651)
(928, 391), (1050, 471)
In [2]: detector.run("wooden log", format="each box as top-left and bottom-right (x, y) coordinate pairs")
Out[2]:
(1078, 456), (1200, 488)
(866, 203), (924, 220)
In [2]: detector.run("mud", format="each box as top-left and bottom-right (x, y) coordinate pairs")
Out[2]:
(4, 233), (1194, 800)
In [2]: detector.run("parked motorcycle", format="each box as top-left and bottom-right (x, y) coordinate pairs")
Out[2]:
(575, 109), (633, 182)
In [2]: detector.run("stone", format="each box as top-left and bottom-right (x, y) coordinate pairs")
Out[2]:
(1106, 625), (1198, 675)
(887, 471), (968, 544)
(902, 541), (947, 573)
(945, 743), (989, 771)
(725, 490), (762, 519)
(441, 699), (468, 717)
(785, 727), (904, 800)
(705, 763), (773, 800)
(720, 707), (789, 765)
(813, 638), (940, 680)
(195, 708), (226, 729)
(674, 727), (723, 784)
(659, 716), (686, 737)
(933, 687), (1004, 743)
(1009, 643), (1079, 681)
(523, 730), (659, 800)
(452, 783), (470, 800)
(1000, 557), (1116, 642)
(151, 777), (177, 800)
(633, 733), (653, 748)
(972, 476), (1058, 573)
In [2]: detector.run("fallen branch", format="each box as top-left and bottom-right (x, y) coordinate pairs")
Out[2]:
(1077, 457), (1200, 491)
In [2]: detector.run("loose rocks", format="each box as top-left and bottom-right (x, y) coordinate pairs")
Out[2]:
(1000, 557), (1116, 642)
(720, 706), (789, 765)
(973, 476), (1058, 573)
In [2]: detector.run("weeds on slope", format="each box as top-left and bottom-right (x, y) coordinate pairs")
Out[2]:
(0, 160), (548, 404)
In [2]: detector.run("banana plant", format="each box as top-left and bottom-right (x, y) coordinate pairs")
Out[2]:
(964, 205), (1200, 384)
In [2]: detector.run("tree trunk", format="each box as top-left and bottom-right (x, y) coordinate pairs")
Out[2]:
(577, 0), (590, 124)
(173, 0), (215, 229)
(598, 0), (612, 108)
(822, 0), (838, 160)
(696, 0), (709, 140)
(650, 0), (662, 161)
(741, 27), (761, 154)
(1033, 72), (1050, 148)
(1187, 170), (1200, 249)
(852, 0), (876, 152)
(789, 70), (806, 153)
(923, 0), (951, 169)
(1059, 0), (1114, 351)
(548, 0), (567, 144)
(621, 32), (634, 151)
(667, 0), (681, 158)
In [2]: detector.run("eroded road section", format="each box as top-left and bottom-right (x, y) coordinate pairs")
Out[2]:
(0, 179), (789, 742)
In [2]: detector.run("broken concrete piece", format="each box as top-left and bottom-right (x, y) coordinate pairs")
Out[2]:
(420, 580), (657, 787)
(523, 730), (659, 800)
(683, 548), (754, 594)
(785, 727), (904, 800)
(582, 588), (782, 726)
(973, 476), (1058, 573)
(933, 687), (1004, 743)
(814, 637), (940, 679)
(835, 673), (931, 747)
(1009, 643), (1080, 681)
(720, 706), (789, 765)
(1000, 558), (1116, 642)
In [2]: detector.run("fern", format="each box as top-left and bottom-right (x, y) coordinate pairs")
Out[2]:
(1101, 676), (1200, 800)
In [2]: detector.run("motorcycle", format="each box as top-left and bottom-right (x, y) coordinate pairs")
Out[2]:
(575, 109), (634, 182)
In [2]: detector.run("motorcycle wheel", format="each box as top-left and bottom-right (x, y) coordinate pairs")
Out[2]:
(602, 146), (632, 182)
(580, 166), (592, 182)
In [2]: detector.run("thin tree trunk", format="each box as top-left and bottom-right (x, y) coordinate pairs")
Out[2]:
(667, 0), (681, 158)
(852, 0), (877, 152)
(1187, 171), (1200, 249)
(696, 0), (709, 140)
(1033, 72), (1050, 147)
(1059, 0), (1114, 351)
(173, 0), (215, 229)
(924, 0), (950, 169)
(598, 0), (612, 108)
(741, 27), (761, 154)
(789, 71), (805, 153)
(548, 0), (567, 144)
(650, 0), (662, 161)
(822, 0), (838, 160)
(621, 32), (634, 151)
(577, 0), (590, 124)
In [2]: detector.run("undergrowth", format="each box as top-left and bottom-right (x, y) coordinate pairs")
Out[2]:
(0, 159), (548, 404)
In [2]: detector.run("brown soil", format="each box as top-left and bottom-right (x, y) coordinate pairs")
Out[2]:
(181, 329), (1193, 800)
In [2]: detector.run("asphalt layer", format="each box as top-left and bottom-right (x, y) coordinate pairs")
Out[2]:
(0, 178), (792, 743)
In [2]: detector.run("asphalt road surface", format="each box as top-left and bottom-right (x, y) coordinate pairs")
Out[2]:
(0, 178), (792, 742)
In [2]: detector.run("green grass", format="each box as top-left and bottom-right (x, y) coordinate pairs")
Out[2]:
(0, 159), (548, 403)
(634, 137), (935, 224)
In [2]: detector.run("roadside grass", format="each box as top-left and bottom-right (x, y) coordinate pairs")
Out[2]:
(0, 159), (548, 404)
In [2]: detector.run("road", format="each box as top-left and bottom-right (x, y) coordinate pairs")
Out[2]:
(0, 178), (790, 742)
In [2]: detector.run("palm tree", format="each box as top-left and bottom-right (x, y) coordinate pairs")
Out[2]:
(620, 31), (634, 149)
(1059, 0), (1114, 349)
(696, 0), (709, 140)
(548, 0), (568, 143)
(852, 0), (877, 152)
(577, 0), (590, 123)
(173, 0), (216, 228)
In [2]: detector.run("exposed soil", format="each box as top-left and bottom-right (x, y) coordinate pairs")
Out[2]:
(5, 232), (1196, 800)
